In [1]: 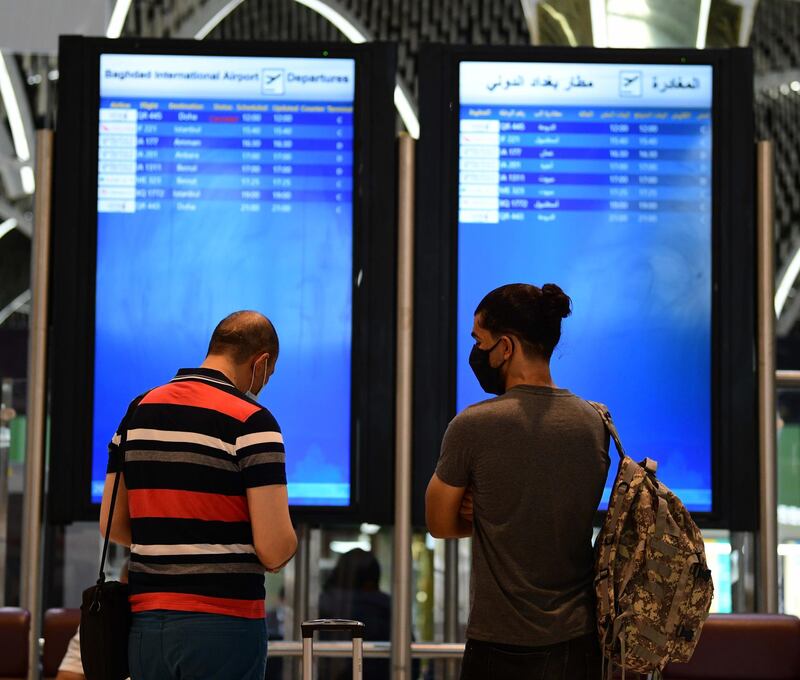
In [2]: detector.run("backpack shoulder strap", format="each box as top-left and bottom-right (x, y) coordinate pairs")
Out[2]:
(587, 401), (626, 460)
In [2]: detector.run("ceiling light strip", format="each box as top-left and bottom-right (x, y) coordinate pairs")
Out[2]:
(776, 244), (800, 318)
(293, 0), (368, 42)
(0, 289), (32, 327)
(0, 52), (30, 161)
(590, 0), (609, 48)
(194, 0), (247, 40)
(696, 0), (712, 49)
(191, 0), (420, 139)
(0, 51), (34, 193)
(106, 0), (134, 39)
(0, 217), (17, 241)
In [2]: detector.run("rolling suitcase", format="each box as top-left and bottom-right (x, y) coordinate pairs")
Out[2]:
(301, 619), (365, 680)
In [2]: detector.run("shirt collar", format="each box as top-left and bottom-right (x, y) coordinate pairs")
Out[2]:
(173, 368), (235, 386)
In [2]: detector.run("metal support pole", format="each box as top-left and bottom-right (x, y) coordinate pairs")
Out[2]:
(730, 531), (757, 613)
(269, 640), (467, 659)
(21, 129), (53, 680)
(302, 637), (313, 679)
(292, 524), (311, 635)
(776, 370), (800, 388)
(443, 539), (460, 679)
(391, 133), (415, 680)
(0, 378), (12, 606)
(352, 637), (363, 680)
(756, 140), (778, 614)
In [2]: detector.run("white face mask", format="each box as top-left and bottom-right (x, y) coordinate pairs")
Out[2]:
(246, 356), (269, 400)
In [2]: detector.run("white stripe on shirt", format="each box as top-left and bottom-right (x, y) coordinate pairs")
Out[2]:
(235, 431), (284, 450)
(131, 543), (256, 556)
(126, 428), (235, 456)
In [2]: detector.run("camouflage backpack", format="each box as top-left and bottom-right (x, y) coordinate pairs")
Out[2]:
(588, 403), (714, 680)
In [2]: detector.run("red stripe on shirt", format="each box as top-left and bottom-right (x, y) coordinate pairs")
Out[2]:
(128, 488), (250, 522)
(140, 381), (259, 422)
(130, 592), (265, 619)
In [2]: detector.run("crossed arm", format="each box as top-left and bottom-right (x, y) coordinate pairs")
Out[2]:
(425, 473), (474, 539)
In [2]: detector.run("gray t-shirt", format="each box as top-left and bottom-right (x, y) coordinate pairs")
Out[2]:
(436, 384), (610, 646)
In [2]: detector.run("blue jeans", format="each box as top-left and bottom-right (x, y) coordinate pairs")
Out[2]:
(129, 611), (267, 680)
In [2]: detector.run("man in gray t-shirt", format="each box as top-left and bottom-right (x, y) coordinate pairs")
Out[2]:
(426, 283), (610, 680)
(436, 387), (609, 646)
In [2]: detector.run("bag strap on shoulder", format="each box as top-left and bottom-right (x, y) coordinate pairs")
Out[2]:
(587, 401), (626, 460)
(98, 428), (126, 586)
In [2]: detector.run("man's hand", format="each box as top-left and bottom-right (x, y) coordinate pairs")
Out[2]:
(459, 489), (474, 523)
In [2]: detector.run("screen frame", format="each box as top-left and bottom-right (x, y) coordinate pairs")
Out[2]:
(413, 44), (757, 530)
(49, 36), (397, 524)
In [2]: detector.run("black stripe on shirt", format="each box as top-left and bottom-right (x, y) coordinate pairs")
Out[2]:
(129, 572), (266, 600)
(130, 552), (262, 566)
(124, 461), (245, 495)
(131, 518), (254, 546)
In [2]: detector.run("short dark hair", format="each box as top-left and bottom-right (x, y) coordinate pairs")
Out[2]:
(475, 283), (572, 359)
(206, 310), (279, 364)
(323, 548), (381, 592)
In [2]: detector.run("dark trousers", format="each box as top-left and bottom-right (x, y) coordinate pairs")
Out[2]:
(460, 632), (602, 680)
(129, 611), (267, 680)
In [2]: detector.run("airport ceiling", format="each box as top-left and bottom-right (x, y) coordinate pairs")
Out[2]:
(0, 0), (799, 357)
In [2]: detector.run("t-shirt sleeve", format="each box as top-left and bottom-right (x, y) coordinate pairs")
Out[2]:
(435, 413), (475, 488)
(106, 394), (146, 474)
(236, 408), (287, 488)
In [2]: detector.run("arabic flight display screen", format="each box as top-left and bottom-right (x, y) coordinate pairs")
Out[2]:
(457, 61), (713, 511)
(92, 53), (355, 507)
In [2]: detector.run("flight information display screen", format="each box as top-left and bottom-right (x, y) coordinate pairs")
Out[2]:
(92, 53), (355, 506)
(457, 61), (713, 511)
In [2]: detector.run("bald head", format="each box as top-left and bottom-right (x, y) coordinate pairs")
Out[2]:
(207, 311), (279, 365)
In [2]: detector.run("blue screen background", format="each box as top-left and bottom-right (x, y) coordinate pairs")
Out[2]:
(92, 203), (353, 506)
(91, 55), (355, 507)
(457, 62), (713, 512)
(456, 218), (712, 510)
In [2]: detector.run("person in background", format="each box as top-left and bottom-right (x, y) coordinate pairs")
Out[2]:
(426, 283), (610, 680)
(318, 548), (422, 680)
(99, 310), (297, 680)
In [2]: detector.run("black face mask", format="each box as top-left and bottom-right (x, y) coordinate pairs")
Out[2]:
(468, 338), (509, 395)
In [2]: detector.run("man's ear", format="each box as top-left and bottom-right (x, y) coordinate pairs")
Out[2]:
(501, 335), (514, 359)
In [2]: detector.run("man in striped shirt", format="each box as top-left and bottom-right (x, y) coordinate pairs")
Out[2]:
(100, 310), (297, 680)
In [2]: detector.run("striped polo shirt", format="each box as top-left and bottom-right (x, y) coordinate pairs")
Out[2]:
(107, 368), (287, 619)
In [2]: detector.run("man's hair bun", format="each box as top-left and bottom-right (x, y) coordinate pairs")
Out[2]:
(540, 283), (572, 320)
(474, 282), (572, 360)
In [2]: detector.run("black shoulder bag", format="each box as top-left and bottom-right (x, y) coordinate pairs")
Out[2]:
(80, 437), (131, 680)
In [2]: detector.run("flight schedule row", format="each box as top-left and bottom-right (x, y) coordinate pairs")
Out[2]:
(97, 98), (353, 214)
(458, 106), (711, 226)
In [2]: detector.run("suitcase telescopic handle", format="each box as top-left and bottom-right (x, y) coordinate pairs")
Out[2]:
(301, 618), (366, 638)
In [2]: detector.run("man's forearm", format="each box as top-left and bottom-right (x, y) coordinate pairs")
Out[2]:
(450, 516), (473, 538)
(430, 515), (473, 539)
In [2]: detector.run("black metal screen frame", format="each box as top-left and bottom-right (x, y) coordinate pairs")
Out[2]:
(414, 44), (757, 530)
(49, 36), (398, 525)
